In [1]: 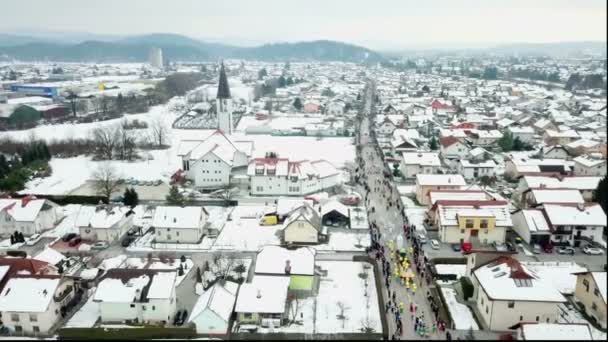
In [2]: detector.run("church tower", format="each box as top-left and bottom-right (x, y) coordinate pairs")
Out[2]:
(216, 62), (233, 134)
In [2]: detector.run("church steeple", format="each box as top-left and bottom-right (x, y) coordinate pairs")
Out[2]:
(217, 62), (231, 99)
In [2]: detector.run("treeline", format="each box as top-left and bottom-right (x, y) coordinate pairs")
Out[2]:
(565, 73), (606, 91)
(507, 68), (561, 83)
(0, 141), (52, 192)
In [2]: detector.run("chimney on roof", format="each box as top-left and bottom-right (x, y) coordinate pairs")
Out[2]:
(256, 289), (262, 299)
(539, 183), (546, 189)
(42, 289), (48, 296)
(285, 260), (292, 275)
(173, 217), (177, 223)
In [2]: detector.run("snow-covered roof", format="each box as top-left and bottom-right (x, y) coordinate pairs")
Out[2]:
(7, 96), (52, 105)
(276, 198), (314, 217)
(235, 275), (290, 314)
(591, 272), (607, 304)
(0, 198), (48, 222)
(254, 246), (315, 276)
(94, 275), (149, 303)
(188, 281), (238, 325)
(152, 206), (205, 229)
(519, 210), (550, 232)
(522, 176), (601, 191)
(460, 159), (497, 168)
(543, 204), (607, 227)
(437, 202), (512, 227)
(520, 323), (592, 340)
(402, 152), (441, 167)
(34, 248), (66, 266)
(0, 276), (61, 312)
(319, 199), (349, 218)
(146, 271), (177, 299)
(474, 257), (566, 302)
(283, 202), (321, 231)
(87, 206), (131, 229)
(573, 155), (605, 168)
(522, 262), (587, 295)
(530, 189), (584, 205)
(416, 174), (466, 186)
(428, 191), (488, 205)
(567, 139), (600, 149)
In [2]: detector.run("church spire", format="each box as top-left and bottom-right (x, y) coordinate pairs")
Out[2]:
(217, 62), (231, 99)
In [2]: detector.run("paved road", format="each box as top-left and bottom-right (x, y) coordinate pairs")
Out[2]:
(355, 81), (444, 340)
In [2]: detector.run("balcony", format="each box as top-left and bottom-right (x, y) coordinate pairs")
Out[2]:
(54, 285), (73, 303)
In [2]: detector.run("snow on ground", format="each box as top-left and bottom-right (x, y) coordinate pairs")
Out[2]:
(315, 230), (370, 252)
(122, 257), (194, 286)
(314, 261), (381, 333)
(523, 262), (587, 295)
(0, 239), (23, 249)
(213, 217), (282, 251)
(99, 255), (127, 271)
(65, 291), (100, 328)
(236, 115), (324, 132)
(439, 287), (479, 330)
(397, 186), (416, 197)
(558, 303), (607, 341)
(403, 206), (427, 232)
(435, 264), (467, 279)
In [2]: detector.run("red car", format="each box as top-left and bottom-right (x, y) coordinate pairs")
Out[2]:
(461, 242), (472, 254)
(68, 236), (82, 247)
(543, 243), (553, 253)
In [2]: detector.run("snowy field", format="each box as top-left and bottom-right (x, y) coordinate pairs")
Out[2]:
(236, 114), (324, 132)
(439, 287), (479, 330)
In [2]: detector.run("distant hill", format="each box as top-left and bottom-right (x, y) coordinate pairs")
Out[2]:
(0, 33), (383, 63)
(491, 41), (607, 57)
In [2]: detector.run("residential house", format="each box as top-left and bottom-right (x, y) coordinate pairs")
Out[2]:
(234, 275), (290, 327)
(282, 202), (324, 244)
(543, 130), (580, 146)
(431, 200), (511, 245)
(572, 272), (606, 329)
(457, 159), (497, 180)
(566, 139), (603, 157)
(152, 206), (208, 243)
(517, 323), (592, 340)
(522, 188), (585, 208)
(439, 136), (470, 160)
(303, 100), (320, 113)
(533, 119), (557, 134)
(428, 190), (490, 206)
(376, 116), (398, 135)
(511, 209), (552, 246)
(573, 155), (606, 176)
(325, 100), (345, 115)
(415, 174), (466, 206)
(504, 156), (571, 178)
(0, 275), (75, 335)
(391, 129), (420, 153)
(247, 157), (341, 196)
(254, 246), (316, 295)
(93, 269), (177, 324)
(177, 130), (252, 189)
(76, 205), (134, 242)
(0, 258), (58, 293)
(515, 175), (602, 202)
(470, 256), (566, 331)
(467, 130), (503, 147)
(319, 200), (350, 228)
(0, 197), (58, 237)
(188, 281), (239, 335)
(507, 126), (536, 144)
(543, 145), (571, 160)
(401, 152), (441, 179)
(542, 203), (607, 247)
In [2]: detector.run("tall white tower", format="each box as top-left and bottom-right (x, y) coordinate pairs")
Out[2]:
(216, 62), (233, 135)
(149, 47), (163, 69)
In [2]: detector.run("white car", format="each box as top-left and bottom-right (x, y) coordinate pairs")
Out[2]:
(417, 234), (428, 244)
(25, 234), (42, 246)
(430, 239), (440, 250)
(91, 241), (109, 250)
(583, 246), (604, 255)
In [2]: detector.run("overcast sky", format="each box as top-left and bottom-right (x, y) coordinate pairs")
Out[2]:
(1, 0), (606, 50)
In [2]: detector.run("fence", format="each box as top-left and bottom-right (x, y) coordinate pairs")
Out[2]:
(58, 326), (197, 340)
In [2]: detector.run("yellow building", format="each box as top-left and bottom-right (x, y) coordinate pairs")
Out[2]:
(433, 200), (511, 245)
(573, 272), (607, 329)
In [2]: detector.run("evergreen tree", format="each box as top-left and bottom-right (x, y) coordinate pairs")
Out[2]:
(593, 175), (608, 214)
(180, 255), (186, 263)
(123, 187), (139, 207)
(293, 97), (303, 111)
(257, 68), (268, 80)
(178, 264), (184, 276)
(482, 66), (498, 80)
(278, 75), (287, 88)
(10, 235), (14, 245)
(166, 185), (186, 206)
(57, 263), (64, 274)
(196, 266), (203, 283)
(286, 76), (294, 85)
(498, 131), (514, 152)
(429, 136), (439, 150)
(0, 155), (9, 178)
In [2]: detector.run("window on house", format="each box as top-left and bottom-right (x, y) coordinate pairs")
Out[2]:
(143, 305), (146, 311)
(519, 316), (523, 321)
(583, 279), (590, 292)
(466, 219), (474, 229)
(11, 314), (19, 322)
(29, 314), (37, 322)
(130, 304), (135, 308)
(480, 220), (488, 229)
(535, 316), (540, 322)
(592, 302), (598, 311)
(481, 298), (484, 305)
(594, 288), (600, 297)
(486, 306), (489, 314)
(244, 313), (253, 319)
(507, 302), (514, 308)
(176, 232), (180, 236)
(14, 325), (22, 332)
(33, 326), (40, 333)
(152, 306), (156, 311)
(460, 229), (465, 234)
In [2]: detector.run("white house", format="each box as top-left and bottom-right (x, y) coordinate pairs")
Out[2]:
(401, 152), (441, 179)
(0, 275), (75, 335)
(522, 188), (585, 208)
(511, 209), (552, 246)
(325, 100), (345, 115)
(543, 145), (571, 160)
(541, 203), (607, 247)
(471, 256), (566, 331)
(517, 323), (593, 341)
(457, 159), (497, 180)
(152, 206), (208, 243)
(188, 281), (239, 335)
(507, 126), (536, 144)
(415, 174), (467, 206)
(468, 130), (503, 146)
(178, 130), (253, 189)
(439, 136), (470, 160)
(93, 269), (177, 325)
(573, 155), (606, 176)
(76, 205), (134, 242)
(234, 275), (290, 327)
(0, 197), (57, 237)
(248, 157), (341, 196)
(282, 203), (324, 244)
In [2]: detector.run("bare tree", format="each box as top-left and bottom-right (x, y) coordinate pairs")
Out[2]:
(91, 125), (119, 160)
(336, 301), (350, 329)
(92, 162), (121, 200)
(212, 252), (237, 280)
(150, 117), (169, 147)
(115, 125), (137, 161)
(288, 292), (304, 325)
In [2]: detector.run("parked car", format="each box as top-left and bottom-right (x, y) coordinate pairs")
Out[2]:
(62, 233), (77, 242)
(173, 310), (184, 326)
(6, 250), (27, 258)
(430, 239), (440, 250)
(505, 241), (517, 252)
(417, 234), (428, 244)
(556, 246), (575, 255)
(68, 237), (82, 247)
(91, 241), (109, 250)
(492, 242), (507, 251)
(25, 233), (42, 246)
(461, 242), (472, 254)
(175, 309), (188, 326)
(121, 236), (135, 247)
(451, 244), (461, 252)
(543, 243), (554, 253)
(582, 246), (604, 255)
(532, 244), (542, 255)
